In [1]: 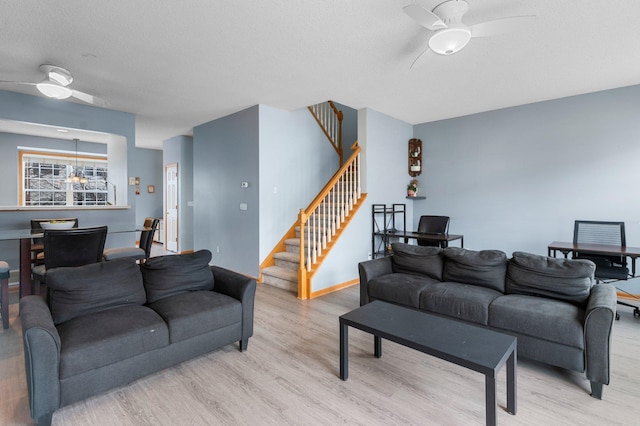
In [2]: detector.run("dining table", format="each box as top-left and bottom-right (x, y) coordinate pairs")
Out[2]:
(0, 224), (146, 298)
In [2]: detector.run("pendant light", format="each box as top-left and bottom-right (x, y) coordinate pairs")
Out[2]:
(67, 138), (88, 184)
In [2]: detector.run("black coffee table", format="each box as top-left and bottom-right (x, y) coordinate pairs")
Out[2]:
(339, 301), (517, 426)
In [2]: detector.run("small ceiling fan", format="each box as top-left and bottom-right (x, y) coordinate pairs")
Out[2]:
(404, 0), (534, 67)
(0, 64), (108, 107)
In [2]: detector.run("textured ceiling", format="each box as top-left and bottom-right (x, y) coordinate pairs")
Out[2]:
(1, 1), (640, 149)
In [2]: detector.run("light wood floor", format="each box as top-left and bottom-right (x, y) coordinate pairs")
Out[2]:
(1, 280), (639, 425)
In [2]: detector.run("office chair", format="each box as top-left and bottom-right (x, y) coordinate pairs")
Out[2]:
(573, 220), (639, 318)
(416, 215), (450, 247)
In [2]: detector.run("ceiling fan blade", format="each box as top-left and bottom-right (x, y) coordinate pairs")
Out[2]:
(71, 90), (109, 107)
(410, 46), (433, 70)
(0, 80), (36, 87)
(470, 15), (535, 38)
(403, 4), (447, 30)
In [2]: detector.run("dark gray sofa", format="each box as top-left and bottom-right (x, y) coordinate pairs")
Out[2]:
(358, 243), (617, 399)
(20, 250), (256, 426)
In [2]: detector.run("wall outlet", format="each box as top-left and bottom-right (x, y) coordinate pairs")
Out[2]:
(241, 181), (249, 188)
(367, 252), (372, 260)
(216, 246), (220, 253)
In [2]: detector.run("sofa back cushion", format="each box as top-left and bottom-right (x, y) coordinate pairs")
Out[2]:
(141, 250), (214, 303)
(47, 258), (146, 325)
(391, 243), (443, 280)
(506, 251), (595, 305)
(442, 247), (508, 292)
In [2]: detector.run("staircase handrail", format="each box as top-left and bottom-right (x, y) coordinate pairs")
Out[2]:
(297, 141), (362, 298)
(308, 100), (344, 165)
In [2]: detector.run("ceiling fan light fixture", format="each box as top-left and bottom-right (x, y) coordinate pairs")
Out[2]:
(428, 27), (472, 55)
(36, 81), (73, 99)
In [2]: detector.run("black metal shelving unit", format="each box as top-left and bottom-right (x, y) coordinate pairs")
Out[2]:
(371, 203), (406, 258)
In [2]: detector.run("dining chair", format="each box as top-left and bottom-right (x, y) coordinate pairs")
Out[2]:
(30, 218), (79, 265)
(0, 261), (9, 329)
(103, 218), (160, 262)
(31, 226), (108, 296)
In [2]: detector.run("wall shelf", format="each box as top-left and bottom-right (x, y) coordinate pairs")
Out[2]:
(408, 138), (422, 177)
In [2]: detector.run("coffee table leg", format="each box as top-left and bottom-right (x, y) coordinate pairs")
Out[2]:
(507, 348), (517, 415)
(486, 374), (496, 426)
(340, 321), (348, 380)
(374, 335), (382, 358)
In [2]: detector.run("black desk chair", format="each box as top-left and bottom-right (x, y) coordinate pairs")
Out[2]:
(416, 215), (450, 247)
(573, 220), (639, 318)
(31, 226), (108, 296)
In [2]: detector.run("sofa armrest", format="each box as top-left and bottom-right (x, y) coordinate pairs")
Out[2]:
(583, 283), (616, 392)
(358, 256), (393, 306)
(210, 266), (256, 346)
(19, 295), (62, 423)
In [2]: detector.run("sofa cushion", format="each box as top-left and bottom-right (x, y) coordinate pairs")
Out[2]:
(57, 305), (169, 379)
(391, 243), (443, 280)
(506, 251), (595, 305)
(442, 247), (508, 292)
(419, 282), (503, 325)
(47, 258), (146, 325)
(489, 294), (585, 349)
(141, 250), (214, 303)
(148, 290), (242, 343)
(368, 273), (440, 308)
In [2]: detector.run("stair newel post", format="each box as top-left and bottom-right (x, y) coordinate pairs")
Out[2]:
(297, 209), (309, 299)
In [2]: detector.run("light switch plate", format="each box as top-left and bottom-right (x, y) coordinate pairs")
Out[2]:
(240, 203), (248, 210)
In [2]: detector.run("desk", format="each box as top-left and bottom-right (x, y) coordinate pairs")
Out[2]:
(0, 225), (145, 297)
(547, 241), (640, 276)
(387, 231), (464, 248)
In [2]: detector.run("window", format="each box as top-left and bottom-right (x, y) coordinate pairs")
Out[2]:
(20, 150), (109, 206)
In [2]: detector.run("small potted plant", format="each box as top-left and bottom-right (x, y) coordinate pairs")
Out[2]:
(407, 179), (419, 197)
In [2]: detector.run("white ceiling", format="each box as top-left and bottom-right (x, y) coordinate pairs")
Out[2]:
(1, 1), (639, 150)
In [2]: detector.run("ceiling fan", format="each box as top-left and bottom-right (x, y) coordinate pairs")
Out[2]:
(404, 0), (535, 67)
(0, 64), (108, 107)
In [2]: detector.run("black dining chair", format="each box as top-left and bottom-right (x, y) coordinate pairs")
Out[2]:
(31, 226), (108, 296)
(30, 218), (79, 265)
(103, 218), (160, 262)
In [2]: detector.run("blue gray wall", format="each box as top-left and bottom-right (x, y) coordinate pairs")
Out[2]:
(134, 147), (163, 225)
(413, 84), (640, 294)
(193, 106), (260, 274)
(192, 104), (339, 277)
(258, 104), (337, 261)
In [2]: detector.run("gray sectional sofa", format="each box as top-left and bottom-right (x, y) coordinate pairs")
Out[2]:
(20, 250), (256, 426)
(358, 243), (617, 399)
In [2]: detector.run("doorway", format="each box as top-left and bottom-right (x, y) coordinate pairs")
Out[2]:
(165, 163), (178, 252)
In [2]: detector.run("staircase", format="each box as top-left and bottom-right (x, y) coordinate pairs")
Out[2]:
(261, 101), (365, 299)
